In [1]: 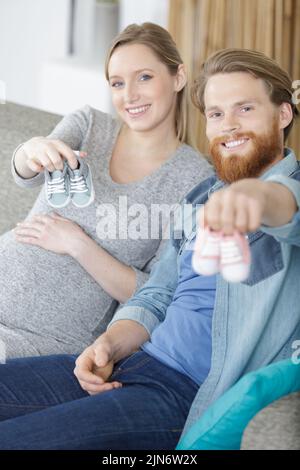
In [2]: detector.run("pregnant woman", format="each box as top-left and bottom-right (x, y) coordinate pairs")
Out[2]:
(0, 22), (212, 359)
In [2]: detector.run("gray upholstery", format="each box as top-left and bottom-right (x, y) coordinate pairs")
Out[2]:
(242, 391), (300, 450)
(0, 102), (61, 234)
(0, 102), (299, 450)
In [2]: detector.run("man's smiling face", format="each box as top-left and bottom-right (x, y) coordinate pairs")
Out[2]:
(204, 72), (287, 183)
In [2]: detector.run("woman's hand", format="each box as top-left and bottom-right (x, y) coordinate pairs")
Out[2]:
(74, 335), (122, 395)
(14, 136), (87, 179)
(13, 212), (87, 255)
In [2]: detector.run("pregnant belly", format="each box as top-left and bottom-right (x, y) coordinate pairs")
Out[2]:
(0, 232), (112, 343)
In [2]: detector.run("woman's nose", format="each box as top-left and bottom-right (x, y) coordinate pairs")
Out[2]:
(124, 83), (140, 104)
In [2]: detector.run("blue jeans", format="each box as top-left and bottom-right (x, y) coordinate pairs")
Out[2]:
(0, 350), (199, 449)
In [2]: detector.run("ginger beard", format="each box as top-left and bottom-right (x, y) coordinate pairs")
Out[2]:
(209, 118), (283, 183)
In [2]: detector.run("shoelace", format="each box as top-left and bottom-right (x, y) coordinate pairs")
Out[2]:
(47, 176), (66, 195)
(201, 235), (220, 256)
(220, 239), (243, 265)
(70, 174), (88, 194)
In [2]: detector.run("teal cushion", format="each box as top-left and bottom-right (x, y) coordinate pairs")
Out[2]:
(176, 359), (300, 450)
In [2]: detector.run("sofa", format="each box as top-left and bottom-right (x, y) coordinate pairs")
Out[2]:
(241, 390), (300, 449)
(0, 102), (61, 234)
(0, 101), (299, 450)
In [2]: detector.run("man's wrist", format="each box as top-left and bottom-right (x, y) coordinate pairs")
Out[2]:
(262, 181), (297, 227)
(94, 331), (121, 363)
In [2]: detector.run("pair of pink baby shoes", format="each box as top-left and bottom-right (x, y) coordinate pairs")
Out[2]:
(192, 227), (251, 282)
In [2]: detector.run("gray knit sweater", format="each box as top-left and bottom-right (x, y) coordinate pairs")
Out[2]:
(0, 105), (213, 358)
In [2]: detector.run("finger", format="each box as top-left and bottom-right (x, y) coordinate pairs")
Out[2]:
(219, 193), (236, 235)
(78, 380), (107, 393)
(37, 152), (56, 172)
(247, 199), (262, 232)
(109, 381), (123, 388)
(79, 380), (122, 393)
(29, 215), (51, 225)
(17, 220), (45, 230)
(48, 212), (64, 220)
(204, 196), (222, 231)
(74, 361), (104, 385)
(27, 158), (44, 173)
(14, 235), (42, 246)
(195, 206), (205, 232)
(14, 227), (42, 237)
(75, 369), (104, 386)
(94, 348), (110, 368)
(193, 208), (206, 258)
(86, 382), (123, 395)
(234, 204), (249, 234)
(54, 141), (80, 170)
(46, 147), (64, 171)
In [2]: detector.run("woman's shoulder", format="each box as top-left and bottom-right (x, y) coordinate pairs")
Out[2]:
(82, 105), (119, 135)
(62, 104), (118, 141)
(172, 143), (214, 177)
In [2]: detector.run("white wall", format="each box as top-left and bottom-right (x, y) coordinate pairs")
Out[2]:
(119, 0), (169, 30)
(0, 0), (70, 109)
(0, 0), (170, 112)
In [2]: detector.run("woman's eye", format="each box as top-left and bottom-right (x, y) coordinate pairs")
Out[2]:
(111, 81), (123, 88)
(140, 74), (152, 81)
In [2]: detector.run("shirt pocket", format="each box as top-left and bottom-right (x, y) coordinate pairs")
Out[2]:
(242, 231), (284, 286)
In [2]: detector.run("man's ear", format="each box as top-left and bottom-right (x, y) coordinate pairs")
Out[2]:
(279, 102), (293, 131)
(174, 64), (187, 92)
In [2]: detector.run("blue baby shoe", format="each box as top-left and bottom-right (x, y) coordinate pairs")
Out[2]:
(45, 160), (70, 208)
(68, 151), (95, 208)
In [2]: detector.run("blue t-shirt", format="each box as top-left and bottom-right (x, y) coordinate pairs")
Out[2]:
(142, 238), (216, 385)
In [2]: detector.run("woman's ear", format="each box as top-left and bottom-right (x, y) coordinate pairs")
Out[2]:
(279, 102), (293, 131)
(174, 64), (187, 92)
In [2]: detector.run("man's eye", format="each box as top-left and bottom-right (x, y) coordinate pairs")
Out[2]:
(241, 106), (252, 112)
(208, 112), (222, 119)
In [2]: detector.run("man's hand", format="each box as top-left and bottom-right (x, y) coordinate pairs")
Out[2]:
(74, 335), (122, 395)
(74, 320), (150, 395)
(201, 178), (297, 234)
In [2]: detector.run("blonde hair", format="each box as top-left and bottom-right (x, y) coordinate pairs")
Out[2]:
(105, 22), (193, 147)
(191, 48), (299, 141)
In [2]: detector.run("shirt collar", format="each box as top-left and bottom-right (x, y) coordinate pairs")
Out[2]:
(260, 147), (298, 180)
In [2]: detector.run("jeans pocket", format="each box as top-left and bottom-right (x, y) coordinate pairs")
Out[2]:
(110, 350), (142, 378)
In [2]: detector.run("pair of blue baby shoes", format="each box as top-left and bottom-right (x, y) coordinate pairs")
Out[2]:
(45, 151), (94, 209)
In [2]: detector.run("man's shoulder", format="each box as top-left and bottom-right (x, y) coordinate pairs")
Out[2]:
(182, 174), (218, 204)
(290, 162), (300, 181)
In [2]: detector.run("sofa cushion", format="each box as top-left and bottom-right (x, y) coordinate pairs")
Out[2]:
(176, 359), (300, 450)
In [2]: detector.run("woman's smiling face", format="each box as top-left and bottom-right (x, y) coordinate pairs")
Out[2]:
(108, 43), (185, 134)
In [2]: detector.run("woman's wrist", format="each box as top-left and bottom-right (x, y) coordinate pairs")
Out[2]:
(105, 320), (150, 363)
(13, 144), (38, 179)
(67, 230), (96, 259)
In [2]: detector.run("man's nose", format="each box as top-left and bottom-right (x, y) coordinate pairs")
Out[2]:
(221, 113), (241, 134)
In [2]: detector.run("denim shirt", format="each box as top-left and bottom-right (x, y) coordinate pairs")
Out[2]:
(108, 148), (300, 439)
